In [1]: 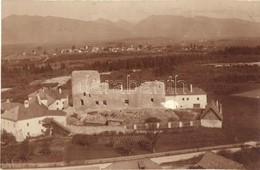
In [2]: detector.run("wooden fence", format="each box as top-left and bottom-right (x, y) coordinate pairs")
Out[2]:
(125, 120), (201, 130)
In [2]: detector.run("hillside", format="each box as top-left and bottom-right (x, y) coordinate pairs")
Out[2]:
(133, 15), (260, 40)
(2, 15), (132, 44)
(2, 15), (260, 44)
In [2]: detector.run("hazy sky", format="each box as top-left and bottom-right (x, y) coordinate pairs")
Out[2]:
(2, 0), (260, 22)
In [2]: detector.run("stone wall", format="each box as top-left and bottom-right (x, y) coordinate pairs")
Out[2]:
(67, 125), (127, 135)
(72, 70), (166, 111)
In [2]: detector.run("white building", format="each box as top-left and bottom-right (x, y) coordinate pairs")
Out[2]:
(165, 84), (207, 109)
(28, 87), (69, 110)
(1, 100), (66, 142)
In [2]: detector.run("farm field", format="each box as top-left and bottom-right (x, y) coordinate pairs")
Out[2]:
(232, 88), (260, 99)
(30, 75), (71, 87)
(59, 94), (260, 159)
(3, 94), (258, 164)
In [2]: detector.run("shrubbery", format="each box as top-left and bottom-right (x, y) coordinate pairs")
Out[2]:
(218, 147), (260, 166)
(1, 130), (16, 145)
(145, 117), (161, 123)
(72, 134), (97, 148)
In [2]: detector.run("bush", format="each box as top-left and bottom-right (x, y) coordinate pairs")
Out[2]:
(19, 139), (33, 162)
(168, 117), (178, 122)
(145, 117), (161, 123)
(1, 145), (19, 163)
(105, 142), (113, 147)
(138, 140), (150, 151)
(99, 131), (117, 136)
(1, 130), (16, 145)
(115, 147), (130, 156)
(118, 132), (124, 135)
(72, 134), (97, 147)
(39, 141), (51, 156)
(218, 147), (260, 165)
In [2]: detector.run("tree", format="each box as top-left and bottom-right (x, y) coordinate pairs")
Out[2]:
(145, 123), (162, 153)
(19, 139), (33, 162)
(143, 117), (162, 153)
(145, 117), (161, 123)
(72, 134), (97, 149)
(166, 44), (172, 49)
(39, 141), (51, 156)
(1, 130), (16, 145)
(36, 46), (42, 51)
(1, 145), (18, 163)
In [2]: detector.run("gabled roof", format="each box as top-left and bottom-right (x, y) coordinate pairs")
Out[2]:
(1, 101), (66, 122)
(42, 118), (70, 133)
(166, 87), (206, 96)
(1, 102), (20, 112)
(200, 101), (223, 120)
(197, 151), (244, 169)
(28, 87), (68, 106)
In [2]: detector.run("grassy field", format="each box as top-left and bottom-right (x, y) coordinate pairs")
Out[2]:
(232, 88), (260, 99)
(2, 93), (259, 164)
(219, 95), (260, 130)
(60, 94), (260, 161)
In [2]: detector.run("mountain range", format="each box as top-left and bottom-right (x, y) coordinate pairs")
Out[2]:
(2, 14), (260, 44)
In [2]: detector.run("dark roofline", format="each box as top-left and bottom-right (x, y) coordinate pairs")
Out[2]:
(166, 87), (207, 96)
(1, 117), (17, 122)
(200, 102), (223, 120)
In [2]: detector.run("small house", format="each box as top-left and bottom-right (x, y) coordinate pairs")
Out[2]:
(200, 100), (223, 128)
(1, 100), (66, 142)
(28, 87), (69, 110)
(196, 151), (244, 169)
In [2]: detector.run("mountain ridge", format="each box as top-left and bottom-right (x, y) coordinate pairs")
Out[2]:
(2, 14), (260, 44)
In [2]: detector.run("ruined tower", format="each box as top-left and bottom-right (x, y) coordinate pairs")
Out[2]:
(72, 70), (101, 109)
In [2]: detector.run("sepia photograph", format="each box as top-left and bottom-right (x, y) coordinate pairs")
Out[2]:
(1, 0), (260, 169)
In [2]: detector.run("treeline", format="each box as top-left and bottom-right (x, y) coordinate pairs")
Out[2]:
(215, 46), (260, 55)
(85, 54), (259, 73)
(2, 52), (259, 88)
(3, 53), (260, 75)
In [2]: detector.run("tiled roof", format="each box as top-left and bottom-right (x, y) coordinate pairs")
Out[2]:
(1, 102), (20, 111)
(197, 152), (244, 169)
(166, 87), (206, 96)
(1, 101), (66, 122)
(28, 87), (68, 106)
(42, 118), (70, 133)
(200, 101), (223, 120)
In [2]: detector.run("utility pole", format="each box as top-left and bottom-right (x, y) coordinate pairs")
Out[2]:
(175, 75), (178, 94)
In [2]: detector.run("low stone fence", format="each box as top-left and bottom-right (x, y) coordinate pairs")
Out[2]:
(125, 120), (201, 130)
(66, 120), (201, 135)
(67, 125), (127, 135)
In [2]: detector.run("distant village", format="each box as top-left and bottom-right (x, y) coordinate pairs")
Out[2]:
(2, 41), (216, 72)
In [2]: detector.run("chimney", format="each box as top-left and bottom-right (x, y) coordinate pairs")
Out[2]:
(190, 84), (193, 93)
(219, 103), (223, 115)
(37, 93), (41, 105)
(59, 88), (62, 94)
(216, 100), (219, 107)
(24, 100), (29, 108)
